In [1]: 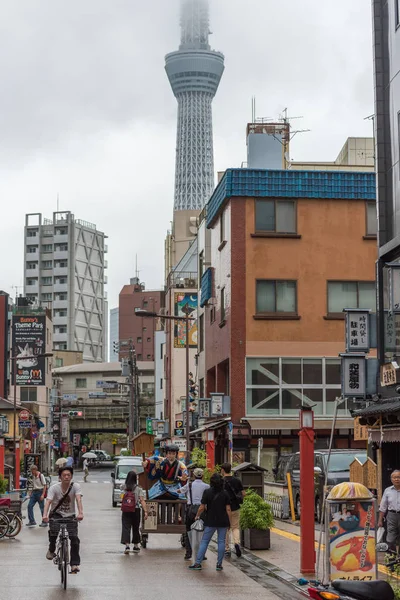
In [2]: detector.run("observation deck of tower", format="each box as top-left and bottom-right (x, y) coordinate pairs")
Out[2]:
(165, 0), (224, 211)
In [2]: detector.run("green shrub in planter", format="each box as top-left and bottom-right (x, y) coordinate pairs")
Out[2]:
(0, 474), (8, 495)
(240, 489), (274, 550)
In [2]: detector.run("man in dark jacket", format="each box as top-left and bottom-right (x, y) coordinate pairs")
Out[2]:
(221, 463), (245, 557)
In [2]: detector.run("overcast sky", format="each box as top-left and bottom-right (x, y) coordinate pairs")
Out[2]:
(0, 0), (373, 310)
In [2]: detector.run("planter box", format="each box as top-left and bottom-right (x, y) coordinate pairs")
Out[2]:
(243, 528), (271, 550)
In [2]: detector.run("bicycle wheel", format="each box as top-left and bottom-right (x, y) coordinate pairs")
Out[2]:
(5, 514), (22, 538)
(0, 513), (10, 539)
(61, 539), (68, 590)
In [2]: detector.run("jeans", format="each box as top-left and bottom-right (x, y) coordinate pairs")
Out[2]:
(28, 490), (44, 524)
(225, 509), (241, 550)
(121, 510), (141, 545)
(195, 526), (227, 566)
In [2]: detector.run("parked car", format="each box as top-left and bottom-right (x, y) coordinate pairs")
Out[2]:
(274, 449), (367, 522)
(93, 450), (111, 462)
(111, 457), (144, 507)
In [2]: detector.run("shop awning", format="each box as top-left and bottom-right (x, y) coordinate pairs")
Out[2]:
(190, 418), (230, 436)
(353, 397), (400, 418)
(369, 428), (400, 443)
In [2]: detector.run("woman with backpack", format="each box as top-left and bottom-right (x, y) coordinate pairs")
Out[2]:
(120, 470), (148, 554)
(188, 473), (232, 572)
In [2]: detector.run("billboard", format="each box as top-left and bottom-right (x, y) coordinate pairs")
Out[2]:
(174, 293), (197, 348)
(12, 315), (46, 386)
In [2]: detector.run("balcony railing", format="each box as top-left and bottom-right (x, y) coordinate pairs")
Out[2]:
(167, 271), (198, 291)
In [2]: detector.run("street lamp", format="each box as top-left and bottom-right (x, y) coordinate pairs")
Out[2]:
(11, 352), (53, 487)
(135, 309), (194, 458)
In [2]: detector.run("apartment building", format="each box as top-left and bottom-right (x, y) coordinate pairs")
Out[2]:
(24, 211), (107, 362)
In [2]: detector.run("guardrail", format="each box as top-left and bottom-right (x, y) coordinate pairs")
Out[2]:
(264, 492), (290, 520)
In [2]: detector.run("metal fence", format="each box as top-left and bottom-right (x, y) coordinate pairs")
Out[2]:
(264, 492), (290, 520)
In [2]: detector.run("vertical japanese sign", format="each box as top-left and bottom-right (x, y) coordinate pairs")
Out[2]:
(12, 315), (46, 386)
(345, 311), (370, 353)
(328, 500), (377, 581)
(340, 354), (366, 398)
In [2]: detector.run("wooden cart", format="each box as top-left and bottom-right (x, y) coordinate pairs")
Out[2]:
(140, 498), (187, 548)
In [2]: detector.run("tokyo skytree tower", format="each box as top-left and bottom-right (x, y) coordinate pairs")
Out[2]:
(165, 0), (225, 211)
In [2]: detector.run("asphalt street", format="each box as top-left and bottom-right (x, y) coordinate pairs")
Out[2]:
(0, 468), (304, 599)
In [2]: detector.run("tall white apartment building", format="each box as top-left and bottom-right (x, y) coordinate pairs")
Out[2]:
(24, 211), (107, 362)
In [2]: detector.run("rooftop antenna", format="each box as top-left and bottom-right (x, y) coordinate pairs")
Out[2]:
(11, 285), (22, 303)
(279, 107), (311, 140)
(135, 254), (140, 282)
(57, 193), (60, 212)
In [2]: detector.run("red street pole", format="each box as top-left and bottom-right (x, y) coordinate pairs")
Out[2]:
(299, 410), (315, 575)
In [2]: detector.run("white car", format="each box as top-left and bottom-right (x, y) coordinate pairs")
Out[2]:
(93, 450), (111, 462)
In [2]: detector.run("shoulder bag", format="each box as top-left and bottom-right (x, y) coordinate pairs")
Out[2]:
(49, 483), (73, 518)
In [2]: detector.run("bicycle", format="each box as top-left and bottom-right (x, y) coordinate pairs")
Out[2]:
(0, 498), (22, 539)
(50, 517), (77, 590)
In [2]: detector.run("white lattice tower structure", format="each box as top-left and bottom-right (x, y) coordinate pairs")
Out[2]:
(165, 0), (224, 211)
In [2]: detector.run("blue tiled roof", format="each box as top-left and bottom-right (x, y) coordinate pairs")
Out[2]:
(206, 169), (376, 227)
(200, 268), (212, 308)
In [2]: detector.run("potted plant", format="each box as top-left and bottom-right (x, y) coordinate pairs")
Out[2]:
(0, 474), (8, 497)
(240, 489), (274, 550)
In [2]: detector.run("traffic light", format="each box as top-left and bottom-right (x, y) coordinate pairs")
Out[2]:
(68, 411), (83, 417)
(113, 341), (119, 352)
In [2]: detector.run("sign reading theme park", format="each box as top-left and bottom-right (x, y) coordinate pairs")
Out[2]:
(12, 315), (46, 386)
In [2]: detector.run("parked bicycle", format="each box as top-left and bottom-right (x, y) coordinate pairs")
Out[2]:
(0, 498), (22, 538)
(49, 517), (77, 590)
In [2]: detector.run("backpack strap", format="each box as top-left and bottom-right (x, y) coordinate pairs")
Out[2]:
(50, 483), (73, 517)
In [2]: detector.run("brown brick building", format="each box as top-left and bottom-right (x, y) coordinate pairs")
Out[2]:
(118, 278), (164, 361)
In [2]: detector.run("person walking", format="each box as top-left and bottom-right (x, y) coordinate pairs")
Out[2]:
(188, 473), (232, 572)
(120, 470), (148, 554)
(221, 462), (245, 558)
(178, 467), (210, 560)
(378, 469), (400, 555)
(66, 455), (74, 468)
(42, 466), (83, 573)
(83, 458), (89, 483)
(27, 465), (48, 527)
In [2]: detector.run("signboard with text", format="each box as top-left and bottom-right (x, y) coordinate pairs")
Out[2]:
(381, 363), (397, 387)
(12, 315), (46, 386)
(171, 437), (187, 451)
(353, 417), (368, 441)
(345, 310), (370, 353)
(340, 354), (366, 398)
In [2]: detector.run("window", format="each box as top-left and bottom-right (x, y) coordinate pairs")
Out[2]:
(199, 313), (204, 351)
(137, 354), (142, 360)
(327, 281), (376, 314)
(55, 293), (67, 301)
(26, 262), (37, 270)
(210, 306), (216, 324)
(160, 378), (163, 389)
(143, 300), (148, 307)
(56, 277), (67, 284)
(160, 345), (164, 359)
(76, 378), (87, 388)
(27, 246), (38, 253)
(147, 337), (151, 342)
(26, 279), (37, 286)
(42, 260), (52, 269)
(199, 251), (204, 279)
(42, 244), (53, 252)
(255, 200), (296, 234)
(27, 230), (37, 237)
(256, 280), (297, 314)
(55, 244), (68, 251)
(55, 326), (67, 334)
(220, 288), (226, 323)
(246, 357), (343, 417)
(366, 202), (377, 236)
(55, 358), (64, 368)
(42, 277), (52, 285)
(54, 309), (67, 317)
(147, 354), (151, 359)
(41, 293), (52, 301)
(20, 387), (37, 403)
(199, 378), (204, 398)
(137, 337), (142, 343)
(54, 343), (67, 350)
(220, 212), (226, 244)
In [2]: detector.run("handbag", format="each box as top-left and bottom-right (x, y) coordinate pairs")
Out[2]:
(190, 518), (204, 532)
(188, 482), (201, 520)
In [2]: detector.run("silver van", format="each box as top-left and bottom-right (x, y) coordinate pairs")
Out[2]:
(111, 457), (144, 507)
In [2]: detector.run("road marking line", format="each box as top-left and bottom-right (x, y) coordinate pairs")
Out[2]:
(271, 526), (399, 579)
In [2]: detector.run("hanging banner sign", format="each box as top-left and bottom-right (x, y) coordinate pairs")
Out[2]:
(344, 310), (370, 353)
(12, 315), (46, 386)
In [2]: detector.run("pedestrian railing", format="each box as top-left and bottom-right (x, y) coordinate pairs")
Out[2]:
(264, 492), (290, 520)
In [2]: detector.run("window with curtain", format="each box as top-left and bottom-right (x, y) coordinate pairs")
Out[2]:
(366, 202), (377, 236)
(327, 281), (376, 314)
(256, 280), (297, 314)
(255, 200), (296, 233)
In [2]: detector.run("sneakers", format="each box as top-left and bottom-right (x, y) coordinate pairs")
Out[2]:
(132, 545), (140, 553)
(235, 543), (242, 558)
(188, 563), (202, 570)
(216, 563), (223, 571)
(184, 553), (192, 560)
(26, 522), (37, 527)
(46, 550), (55, 560)
(224, 550), (231, 558)
(124, 545), (130, 555)
(39, 522), (48, 528)
(70, 566), (80, 574)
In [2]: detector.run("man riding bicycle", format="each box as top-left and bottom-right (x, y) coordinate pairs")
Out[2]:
(42, 466), (83, 574)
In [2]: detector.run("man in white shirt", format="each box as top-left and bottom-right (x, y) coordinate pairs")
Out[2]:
(178, 468), (209, 560)
(42, 467), (84, 573)
(27, 465), (47, 527)
(378, 470), (400, 555)
(83, 458), (89, 483)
